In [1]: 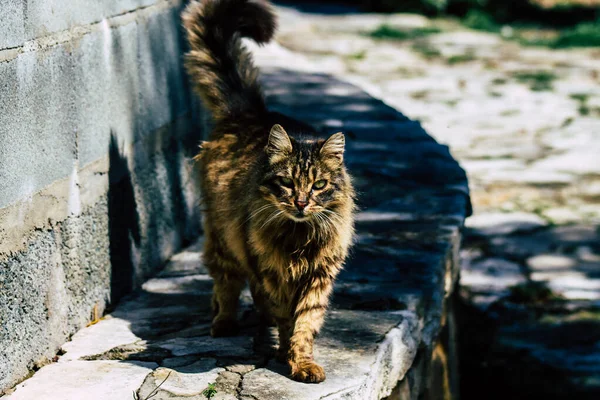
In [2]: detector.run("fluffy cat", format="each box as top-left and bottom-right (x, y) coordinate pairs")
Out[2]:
(182, 0), (355, 383)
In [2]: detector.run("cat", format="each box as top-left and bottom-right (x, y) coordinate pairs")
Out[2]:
(182, 0), (355, 383)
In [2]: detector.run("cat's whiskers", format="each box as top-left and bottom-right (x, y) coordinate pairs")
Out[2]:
(247, 203), (276, 222)
(237, 203), (277, 230)
(260, 210), (285, 230)
(313, 210), (340, 236)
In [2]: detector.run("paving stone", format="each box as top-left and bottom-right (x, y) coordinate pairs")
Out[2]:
(144, 361), (222, 397)
(5, 361), (156, 400)
(59, 316), (141, 362)
(576, 246), (600, 263)
(466, 212), (548, 236)
(527, 254), (577, 271)
(531, 149), (600, 176)
(461, 258), (526, 294)
(543, 208), (584, 224)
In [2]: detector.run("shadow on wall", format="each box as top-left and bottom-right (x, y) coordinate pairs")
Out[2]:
(106, 118), (205, 307)
(108, 132), (141, 305)
(101, 0), (206, 307)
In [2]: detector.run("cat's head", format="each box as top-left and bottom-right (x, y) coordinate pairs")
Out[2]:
(259, 124), (352, 223)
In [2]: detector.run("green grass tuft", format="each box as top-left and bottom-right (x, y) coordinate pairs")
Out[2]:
(570, 93), (590, 103)
(552, 21), (600, 48)
(368, 24), (441, 40)
(460, 7), (600, 49)
(512, 70), (557, 91)
(202, 383), (218, 399)
(446, 53), (477, 65)
(348, 50), (367, 60)
(462, 9), (500, 32)
(411, 43), (442, 59)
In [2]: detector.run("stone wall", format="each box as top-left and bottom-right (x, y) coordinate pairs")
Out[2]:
(0, 0), (204, 392)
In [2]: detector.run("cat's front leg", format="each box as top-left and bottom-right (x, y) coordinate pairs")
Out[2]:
(286, 273), (334, 383)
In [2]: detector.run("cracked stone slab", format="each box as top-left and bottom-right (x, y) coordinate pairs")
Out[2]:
(5, 361), (156, 400)
(59, 316), (141, 362)
(138, 360), (223, 397)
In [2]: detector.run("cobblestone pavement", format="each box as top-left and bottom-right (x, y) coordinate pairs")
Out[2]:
(259, 3), (600, 399)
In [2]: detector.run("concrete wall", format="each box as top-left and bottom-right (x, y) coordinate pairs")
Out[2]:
(0, 0), (204, 392)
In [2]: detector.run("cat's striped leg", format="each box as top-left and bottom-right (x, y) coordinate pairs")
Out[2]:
(205, 239), (246, 338)
(286, 273), (335, 383)
(275, 318), (292, 363)
(210, 269), (245, 337)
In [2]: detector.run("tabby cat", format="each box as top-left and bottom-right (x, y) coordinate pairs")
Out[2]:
(182, 0), (355, 383)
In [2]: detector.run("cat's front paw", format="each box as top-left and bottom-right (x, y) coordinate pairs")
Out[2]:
(211, 319), (239, 337)
(289, 361), (326, 383)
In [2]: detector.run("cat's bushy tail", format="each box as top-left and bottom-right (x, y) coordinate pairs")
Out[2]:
(182, 0), (276, 123)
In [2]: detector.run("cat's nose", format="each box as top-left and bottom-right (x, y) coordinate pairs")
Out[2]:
(295, 199), (308, 211)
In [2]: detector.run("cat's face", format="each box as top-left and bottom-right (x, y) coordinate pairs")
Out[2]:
(259, 124), (350, 223)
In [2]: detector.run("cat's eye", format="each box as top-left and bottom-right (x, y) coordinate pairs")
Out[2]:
(313, 180), (327, 190)
(279, 177), (294, 188)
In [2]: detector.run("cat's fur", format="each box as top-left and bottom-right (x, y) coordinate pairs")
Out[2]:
(182, 0), (355, 383)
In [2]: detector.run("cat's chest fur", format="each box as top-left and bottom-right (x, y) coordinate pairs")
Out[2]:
(249, 220), (342, 281)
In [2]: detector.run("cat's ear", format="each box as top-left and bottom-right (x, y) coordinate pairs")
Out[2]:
(320, 132), (345, 166)
(266, 124), (292, 164)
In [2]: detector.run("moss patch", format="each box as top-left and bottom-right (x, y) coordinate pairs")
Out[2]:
(348, 50), (367, 60)
(512, 70), (557, 91)
(368, 24), (442, 40)
(447, 53), (477, 64)
(552, 21), (600, 48)
(411, 42), (443, 59)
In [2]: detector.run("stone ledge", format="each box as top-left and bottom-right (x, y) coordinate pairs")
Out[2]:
(4, 56), (469, 399)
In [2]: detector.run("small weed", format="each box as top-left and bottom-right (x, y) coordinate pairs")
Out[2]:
(570, 92), (593, 115)
(368, 24), (441, 40)
(570, 93), (590, 103)
(462, 9), (500, 33)
(133, 371), (172, 400)
(512, 70), (557, 91)
(491, 77), (508, 85)
(348, 50), (366, 60)
(411, 43), (442, 59)
(202, 383), (218, 399)
(446, 53), (476, 65)
(561, 117), (574, 127)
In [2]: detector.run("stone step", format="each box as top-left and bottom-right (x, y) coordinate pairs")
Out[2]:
(4, 45), (469, 400)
